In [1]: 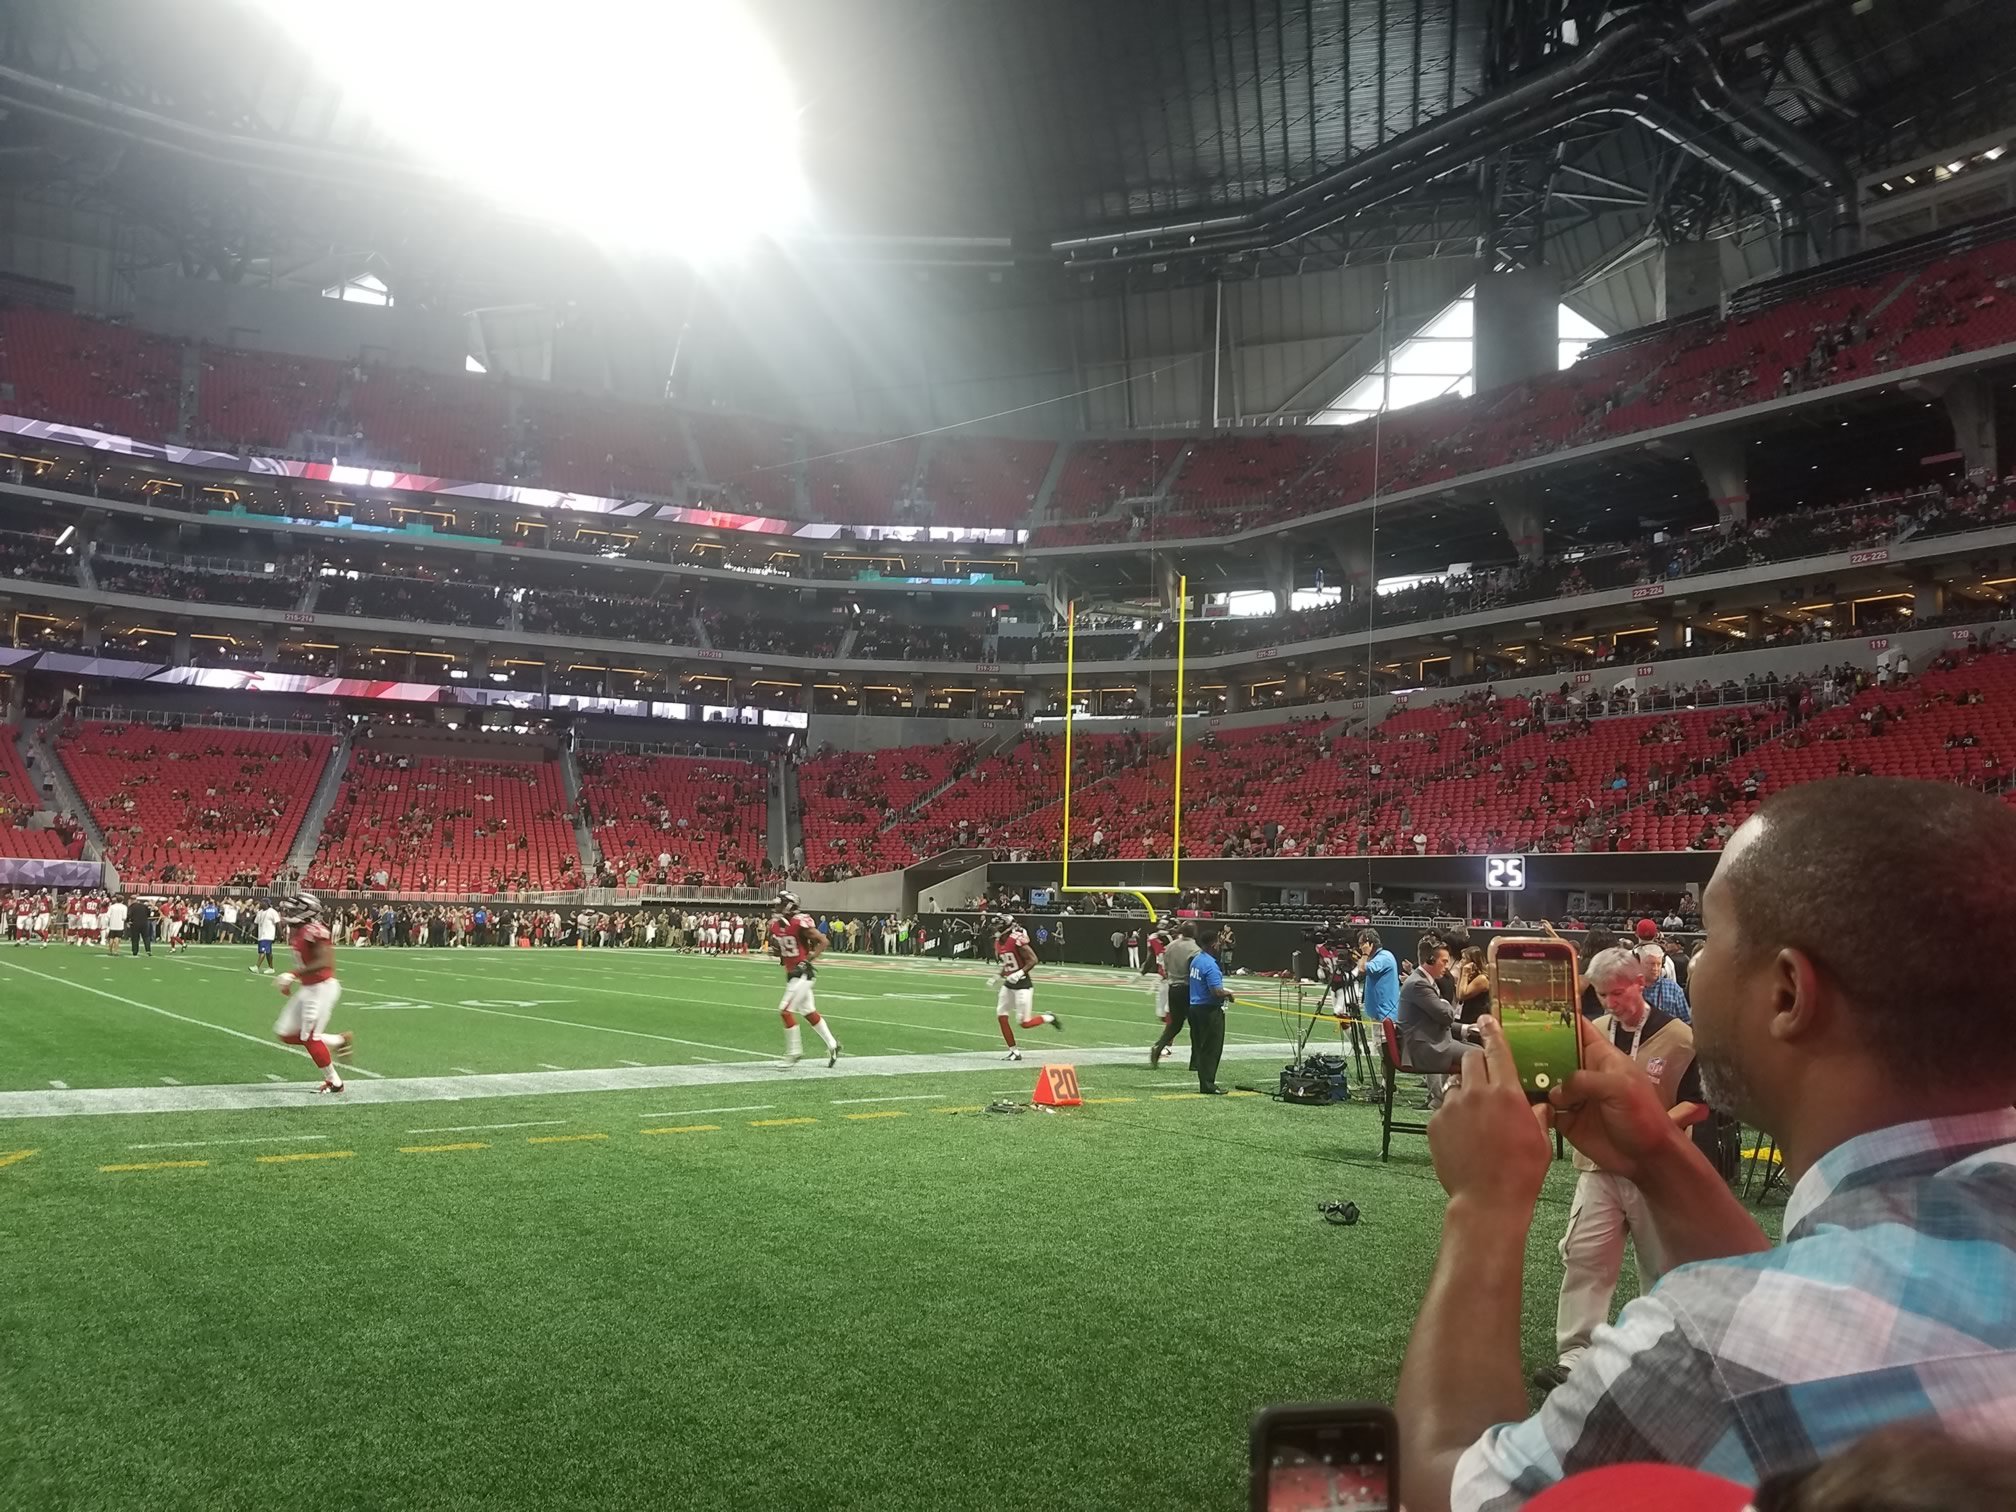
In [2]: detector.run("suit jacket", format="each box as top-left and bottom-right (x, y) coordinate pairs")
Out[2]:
(1399, 966), (1465, 1073)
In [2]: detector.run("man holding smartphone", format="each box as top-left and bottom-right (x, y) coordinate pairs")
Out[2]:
(1533, 946), (1698, 1393)
(1394, 779), (2016, 1512)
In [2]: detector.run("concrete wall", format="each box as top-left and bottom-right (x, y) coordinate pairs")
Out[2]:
(1473, 265), (1563, 394)
(916, 864), (989, 913)
(789, 874), (906, 914)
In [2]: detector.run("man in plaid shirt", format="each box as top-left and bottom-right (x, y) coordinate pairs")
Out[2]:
(1395, 778), (2016, 1512)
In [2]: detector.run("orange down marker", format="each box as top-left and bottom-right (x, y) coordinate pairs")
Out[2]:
(1032, 1064), (1082, 1108)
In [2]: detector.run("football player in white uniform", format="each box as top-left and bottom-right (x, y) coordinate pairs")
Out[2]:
(988, 913), (1062, 1062)
(272, 893), (353, 1094)
(768, 891), (840, 1067)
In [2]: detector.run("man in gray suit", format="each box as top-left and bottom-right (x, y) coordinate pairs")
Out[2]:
(1399, 935), (1466, 1108)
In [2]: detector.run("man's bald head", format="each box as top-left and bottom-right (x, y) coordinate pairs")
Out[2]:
(1712, 777), (2016, 1092)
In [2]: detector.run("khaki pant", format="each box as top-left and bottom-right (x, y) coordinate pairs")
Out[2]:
(1555, 1170), (1667, 1369)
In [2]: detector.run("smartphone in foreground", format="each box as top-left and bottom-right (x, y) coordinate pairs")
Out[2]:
(1486, 936), (1582, 1101)
(1249, 1403), (1396, 1511)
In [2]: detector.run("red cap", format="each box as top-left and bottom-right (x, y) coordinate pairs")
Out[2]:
(1525, 1464), (1755, 1511)
(1635, 917), (1660, 940)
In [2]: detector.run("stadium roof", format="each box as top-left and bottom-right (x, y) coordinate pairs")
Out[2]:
(0, 0), (2007, 312)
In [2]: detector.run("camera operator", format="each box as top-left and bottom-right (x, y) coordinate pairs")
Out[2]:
(1531, 945), (1698, 1393)
(1148, 923), (1198, 1069)
(1354, 928), (1400, 1024)
(1400, 935), (1465, 1110)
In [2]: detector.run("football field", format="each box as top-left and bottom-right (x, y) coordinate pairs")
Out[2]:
(1, 944), (1667, 1510)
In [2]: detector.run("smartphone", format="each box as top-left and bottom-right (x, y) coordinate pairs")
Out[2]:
(1486, 937), (1582, 1102)
(1249, 1403), (1397, 1512)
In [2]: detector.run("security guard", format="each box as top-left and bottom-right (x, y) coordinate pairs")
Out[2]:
(1187, 923), (1233, 1095)
(1149, 924), (1199, 1068)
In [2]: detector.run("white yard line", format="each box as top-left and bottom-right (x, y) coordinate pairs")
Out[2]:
(633, 1103), (774, 1119)
(128, 1134), (331, 1150)
(0, 958), (387, 1079)
(0, 1042), (1302, 1119)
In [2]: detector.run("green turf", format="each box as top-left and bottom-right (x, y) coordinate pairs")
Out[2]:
(0, 943), (1298, 1090)
(0, 946), (1767, 1510)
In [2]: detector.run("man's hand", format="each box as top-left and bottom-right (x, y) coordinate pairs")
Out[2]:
(1547, 1015), (1707, 1182)
(1428, 1017), (1551, 1219)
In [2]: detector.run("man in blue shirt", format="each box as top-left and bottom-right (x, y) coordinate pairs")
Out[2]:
(1187, 923), (1234, 1095)
(1636, 942), (1691, 1023)
(1355, 929), (1400, 1022)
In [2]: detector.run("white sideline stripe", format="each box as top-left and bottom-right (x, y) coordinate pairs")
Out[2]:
(830, 1094), (943, 1104)
(264, 1073), (286, 1083)
(128, 1135), (331, 1150)
(0, 958), (387, 1079)
(159, 1077), (180, 1085)
(634, 1103), (773, 1119)
(49, 1080), (67, 1089)
(450, 1002), (776, 1062)
(0, 1042), (1301, 1119)
(618, 1060), (645, 1067)
(537, 1063), (566, 1070)
(406, 1119), (566, 1135)
(450, 1067), (479, 1076)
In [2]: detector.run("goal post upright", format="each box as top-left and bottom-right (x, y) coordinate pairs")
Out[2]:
(1056, 579), (1186, 924)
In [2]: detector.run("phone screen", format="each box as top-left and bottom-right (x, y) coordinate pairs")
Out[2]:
(1488, 938), (1581, 1101)
(1255, 1409), (1393, 1511)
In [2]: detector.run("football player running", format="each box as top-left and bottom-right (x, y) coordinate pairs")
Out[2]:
(768, 891), (840, 1067)
(272, 893), (353, 1094)
(989, 912), (1062, 1061)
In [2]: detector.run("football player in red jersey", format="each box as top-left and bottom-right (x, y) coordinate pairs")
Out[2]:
(988, 912), (1062, 1061)
(768, 890), (840, 1067)
(272, 893), (354, 1094)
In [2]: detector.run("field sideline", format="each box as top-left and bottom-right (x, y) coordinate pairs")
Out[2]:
(1, 945), (1749, 1510)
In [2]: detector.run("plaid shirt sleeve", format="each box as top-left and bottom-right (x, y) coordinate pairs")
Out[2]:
(1453, 1283), (1753, 1511)
(1644, 974), (1691, 1023)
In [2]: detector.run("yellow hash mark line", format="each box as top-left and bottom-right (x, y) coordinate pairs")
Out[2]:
(1083, 1097), (1138, 1104)
(0, 1148), (38, 1169)
(641, 1124), (721, 1136)
(750, 1117), (818, 1128)
(527, 1133), (609, 1145)
(399, 1142), (489, 1154)
(932, 1105), (985, 1114)
(257, 1150), (356, 1164)
(842, 1111), (907, 1121)
(101, 1159), (208, 1173)
(1154, 1093), (1207, 1100)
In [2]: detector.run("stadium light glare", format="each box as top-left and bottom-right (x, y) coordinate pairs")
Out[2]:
(241, 0), (807, 256)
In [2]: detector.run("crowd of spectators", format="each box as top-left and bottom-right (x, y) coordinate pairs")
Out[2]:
(853, 622), (989, 662)
(703, 609), (844, 658)
(93, 556), (309, 611)
(520, 587), (700, 644)
(0, 528), (80, 586)
(318, 571), (513, 628)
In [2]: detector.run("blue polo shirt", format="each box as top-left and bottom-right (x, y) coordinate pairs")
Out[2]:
(1361, 949), (1400, 1021)
(1189, 949), (1225, 1008)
